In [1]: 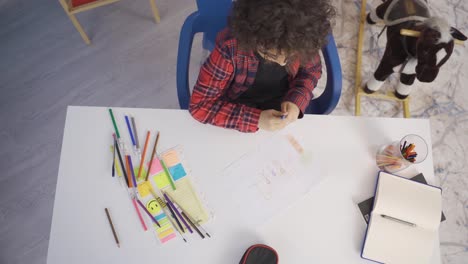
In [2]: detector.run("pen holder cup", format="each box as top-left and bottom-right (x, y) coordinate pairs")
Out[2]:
(376, 134), (428, 173)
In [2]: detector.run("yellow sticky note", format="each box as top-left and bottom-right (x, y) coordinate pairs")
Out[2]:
(137, 181), (151, 198)
(146, 199), (162, 215)
(153, 171), (170, 189)
(158, 227), (175, 239)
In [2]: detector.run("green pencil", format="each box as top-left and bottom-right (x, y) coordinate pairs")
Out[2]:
(161, 159), (176, 190)
(108, 109), (120, 138)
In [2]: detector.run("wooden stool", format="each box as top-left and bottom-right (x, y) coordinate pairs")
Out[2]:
(59, 0), (161, 45)
(354, 0), (411, 118)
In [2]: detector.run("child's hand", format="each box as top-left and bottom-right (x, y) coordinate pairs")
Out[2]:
(258, 109), (288, 131)
(281, 101), (300, 123)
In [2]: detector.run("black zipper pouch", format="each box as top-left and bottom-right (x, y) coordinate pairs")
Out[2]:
(239, 244), (278, 264)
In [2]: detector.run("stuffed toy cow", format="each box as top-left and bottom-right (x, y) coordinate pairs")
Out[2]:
(364, 0), (466, 99)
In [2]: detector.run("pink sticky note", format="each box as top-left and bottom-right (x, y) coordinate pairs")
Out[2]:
(148, 158), (163, 176)
(161, 233), (177, 244)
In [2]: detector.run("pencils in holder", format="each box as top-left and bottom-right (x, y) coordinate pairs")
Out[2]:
(104, 208), (120, 248)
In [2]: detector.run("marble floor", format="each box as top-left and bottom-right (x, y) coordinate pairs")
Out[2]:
(0, 0), (466, 263)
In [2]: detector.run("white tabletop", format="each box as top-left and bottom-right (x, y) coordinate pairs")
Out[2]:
(47, 106), (440, 264)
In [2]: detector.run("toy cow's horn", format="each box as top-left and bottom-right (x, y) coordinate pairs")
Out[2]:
(400, 29), (465, 45)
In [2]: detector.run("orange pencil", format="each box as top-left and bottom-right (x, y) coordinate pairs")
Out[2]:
(125, 156), (133, 188)
(137, 131), (151, 180)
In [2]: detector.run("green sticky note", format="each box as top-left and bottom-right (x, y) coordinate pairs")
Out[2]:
(154, 171), (170, 189)
(134, 166), (147, 181)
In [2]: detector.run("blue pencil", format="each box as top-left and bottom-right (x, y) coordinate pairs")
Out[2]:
(125, 115), (136, 146)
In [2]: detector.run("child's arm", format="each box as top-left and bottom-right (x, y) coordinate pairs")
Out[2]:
(189, 46), (262, 133)
(283, 54), (322, 116)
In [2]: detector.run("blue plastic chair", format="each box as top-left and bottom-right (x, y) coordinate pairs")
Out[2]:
(176, 0), (342, 115)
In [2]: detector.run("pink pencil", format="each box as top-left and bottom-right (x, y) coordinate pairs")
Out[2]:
(132, 199), (147, 231)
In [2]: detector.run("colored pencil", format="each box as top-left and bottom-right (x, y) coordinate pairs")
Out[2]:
(165, 198), (185, 233)
(127, 156), (138, 187)
(112, 140), (116, 177)
(165, 209), (187, 242)
(125, 116), (136, 147)
(104, 208), (120, 247)
(401, 140), (407, 151)
(165, 192), (211, 238)
(108, 109), (120, 139)
(113, 134), (129, 187)
(125, 156), (133, 188)
(131, 199), (148, 231)
(152, 194), (187, 242)
(130, 116), (140, 149)
(145, 132), (160, 181)
(164, 192), (192, 233)
(136, 199), (161, 227)
(182, 211), (204, 238)
(161, 160), (176, 190)
(137, 131), (151, 180)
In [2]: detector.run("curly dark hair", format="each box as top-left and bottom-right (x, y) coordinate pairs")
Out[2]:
(229, 0), (335, 63)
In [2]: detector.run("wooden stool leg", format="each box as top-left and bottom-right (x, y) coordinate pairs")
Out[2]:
(354, 0), (367, 116)
(59, 0), (91, 45)
(149, 0), (161, 23)
(355, 93), (362, 116)
(402, 98), (410, 118)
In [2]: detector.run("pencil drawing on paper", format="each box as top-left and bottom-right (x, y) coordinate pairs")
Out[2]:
(219, 133), (325, 225)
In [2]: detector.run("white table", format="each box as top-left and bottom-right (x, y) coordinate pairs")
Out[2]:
(47, 106), (440, 263)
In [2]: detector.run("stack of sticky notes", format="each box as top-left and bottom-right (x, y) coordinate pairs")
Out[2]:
(138, 181), (177, 244)
(137, 148), (209, 244)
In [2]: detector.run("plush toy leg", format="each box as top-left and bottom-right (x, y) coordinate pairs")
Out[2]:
(395, 73), (416, 99)
(395, 83), (412, 99)
(364, 75), (385, 94)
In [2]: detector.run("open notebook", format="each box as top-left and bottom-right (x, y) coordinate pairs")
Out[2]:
(361, 171), (442, 264)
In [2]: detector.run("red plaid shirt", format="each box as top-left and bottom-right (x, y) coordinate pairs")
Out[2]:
(189, 28), (322, 133)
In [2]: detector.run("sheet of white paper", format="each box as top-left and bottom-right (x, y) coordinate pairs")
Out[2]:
(214, 133), (325, 226)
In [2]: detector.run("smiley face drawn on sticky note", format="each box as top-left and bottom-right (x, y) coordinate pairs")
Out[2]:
(146, 199), (162, 215)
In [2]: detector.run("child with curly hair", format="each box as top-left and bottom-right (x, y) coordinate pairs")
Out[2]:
(189, 0), (335, 132)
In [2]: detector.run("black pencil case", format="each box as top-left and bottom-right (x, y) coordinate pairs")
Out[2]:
(239, 244), (279, 264)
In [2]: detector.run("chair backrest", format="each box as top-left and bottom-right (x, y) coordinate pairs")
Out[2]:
(196, 0), (232, 51)
(176, 0), (342, 114)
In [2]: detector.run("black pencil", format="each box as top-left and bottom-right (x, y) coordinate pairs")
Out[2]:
(182, 212), (204, 239)
(165, 199), (185, 233)
(113, 134), (129, 187)
(165, 192), (211, 238)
